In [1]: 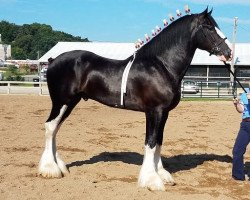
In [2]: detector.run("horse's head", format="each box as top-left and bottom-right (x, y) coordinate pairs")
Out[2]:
(194, 8), (232, 62)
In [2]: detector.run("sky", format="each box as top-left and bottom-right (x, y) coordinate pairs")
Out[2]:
(1, 0), (250, 43)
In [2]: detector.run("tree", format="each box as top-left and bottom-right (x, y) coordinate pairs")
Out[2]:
(11, 47), (26, 59)
(0, 21), (18, 43)
(0, 21), (89, 60)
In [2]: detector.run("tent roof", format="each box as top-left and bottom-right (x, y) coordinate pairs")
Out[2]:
(192, 43), (250, 66)
(38, 42), (135, 62)
(39, 42), (250, 66)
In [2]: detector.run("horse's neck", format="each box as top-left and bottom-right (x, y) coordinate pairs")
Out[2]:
(156, 32), (197, 83)
(161, 40), (196, 75)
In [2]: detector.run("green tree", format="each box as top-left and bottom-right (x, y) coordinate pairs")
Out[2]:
(0, 21), (18, 43)
(4, 65), (24, 81)
(11, 47), (27, 59)
(0, 21), (89, 60)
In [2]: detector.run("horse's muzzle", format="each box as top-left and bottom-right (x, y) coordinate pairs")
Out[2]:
(219, 49), (232, 62)
(226, 49), (233, 61)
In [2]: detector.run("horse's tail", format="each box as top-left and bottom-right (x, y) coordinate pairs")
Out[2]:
(48, 57), (54, 64)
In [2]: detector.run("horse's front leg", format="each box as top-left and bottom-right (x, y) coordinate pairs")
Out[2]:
(138, 109), (174, 191)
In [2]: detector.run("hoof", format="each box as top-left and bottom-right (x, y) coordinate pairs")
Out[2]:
(138, 174), (166, 191)
(38, 162), (63, 178)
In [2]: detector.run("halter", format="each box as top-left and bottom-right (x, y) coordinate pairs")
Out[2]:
(198, 24), (227, 56)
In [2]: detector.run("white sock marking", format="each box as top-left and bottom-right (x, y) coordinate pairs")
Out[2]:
(155, 145), (175, 185)
(39, 105), (68, 178)
(138, 145), (165, 190)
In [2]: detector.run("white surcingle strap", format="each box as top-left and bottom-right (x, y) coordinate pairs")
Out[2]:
(121, 52), (137, 106)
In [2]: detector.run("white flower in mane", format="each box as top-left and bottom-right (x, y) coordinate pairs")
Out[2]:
(134, 5), (191, 49)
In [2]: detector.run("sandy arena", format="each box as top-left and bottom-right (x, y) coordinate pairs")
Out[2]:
(0, 95), (249, 200)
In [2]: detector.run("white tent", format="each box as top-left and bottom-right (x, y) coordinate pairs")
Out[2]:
(38, 42), (136, 62)
(39, 42), (250, 66)
(192, 43), (250, 66)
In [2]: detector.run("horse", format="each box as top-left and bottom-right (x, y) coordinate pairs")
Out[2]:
(38, 8), (232, 191)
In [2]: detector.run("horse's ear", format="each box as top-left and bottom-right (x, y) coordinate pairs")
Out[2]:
(208, 8), (213, 15)
(198, 6), (209, 21)
(200, 6), (209, 17)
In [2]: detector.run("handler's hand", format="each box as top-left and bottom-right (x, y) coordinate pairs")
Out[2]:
(233, 98), (239, 105)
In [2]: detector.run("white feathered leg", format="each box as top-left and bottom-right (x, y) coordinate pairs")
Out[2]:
(138, 145), (165, 191)
(155, 145), (175, 185)
(56, 151), (69, 175)
(39, 105), (68, 178)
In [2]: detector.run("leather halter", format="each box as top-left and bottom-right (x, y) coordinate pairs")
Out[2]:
(197, 23), (227, 56)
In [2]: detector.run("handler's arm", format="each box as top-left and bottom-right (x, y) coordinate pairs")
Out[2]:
(233, 98), (244, 113)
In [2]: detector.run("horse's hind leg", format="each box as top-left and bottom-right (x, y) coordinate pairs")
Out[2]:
(39, 96), (81, 178)
(39, 104), (67, 178)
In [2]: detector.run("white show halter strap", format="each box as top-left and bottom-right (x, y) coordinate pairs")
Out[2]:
(121, 52), (137, 106)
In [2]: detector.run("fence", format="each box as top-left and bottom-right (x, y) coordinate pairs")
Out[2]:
(181, 81), (245, 98)
(0, 80), (246, 98)
(0, 81), (48, 95)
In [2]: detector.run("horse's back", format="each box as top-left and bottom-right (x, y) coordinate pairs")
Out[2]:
(46, 50), (130, 105)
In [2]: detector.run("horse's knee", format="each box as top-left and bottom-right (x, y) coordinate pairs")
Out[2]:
(45, 105), (68, 136)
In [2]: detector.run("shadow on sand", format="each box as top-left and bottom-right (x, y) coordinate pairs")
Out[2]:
(244, 162), (250, 176)
(67, 152), (232, 173)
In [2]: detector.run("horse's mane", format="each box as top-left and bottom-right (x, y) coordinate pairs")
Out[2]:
(136, 14), (196, 58)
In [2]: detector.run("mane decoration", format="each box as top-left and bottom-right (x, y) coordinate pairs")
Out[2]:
(135, 5), (191, 49)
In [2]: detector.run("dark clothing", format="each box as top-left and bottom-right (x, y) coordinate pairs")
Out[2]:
(232, 121), (250, 180)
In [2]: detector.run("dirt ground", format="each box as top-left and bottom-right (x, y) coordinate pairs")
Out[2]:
(0, 95), (249, 200)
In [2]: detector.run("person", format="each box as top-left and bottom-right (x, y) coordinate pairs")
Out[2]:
(232, 87), (250, 181)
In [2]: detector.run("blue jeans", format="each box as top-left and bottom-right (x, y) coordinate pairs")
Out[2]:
(232, 121), (250, 180)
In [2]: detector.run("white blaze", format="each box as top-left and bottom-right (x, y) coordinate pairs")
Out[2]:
(215, 27), (232, 50)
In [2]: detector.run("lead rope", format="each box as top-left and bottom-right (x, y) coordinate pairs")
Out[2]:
(233, 66), (237, 98)
(121, 52), (137, 106)
(223, 61), (247, 98)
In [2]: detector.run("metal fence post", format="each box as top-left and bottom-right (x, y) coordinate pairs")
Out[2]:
(217, 82), (220, 98)
(200, 81), (203, 98)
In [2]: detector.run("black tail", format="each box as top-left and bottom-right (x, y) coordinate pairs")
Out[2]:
(48, 57), (54, 64)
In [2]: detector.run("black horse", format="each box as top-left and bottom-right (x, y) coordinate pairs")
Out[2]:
(39, 9), (232, 191)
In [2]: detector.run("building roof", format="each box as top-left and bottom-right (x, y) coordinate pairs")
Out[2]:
(39, 42), (250, 66)
(192, 43), (250, 66)
(38, 42), (135, 62)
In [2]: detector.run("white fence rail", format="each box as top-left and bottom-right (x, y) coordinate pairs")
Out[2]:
(0, 80), (246, 98)
(0, 81), (48, 95)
